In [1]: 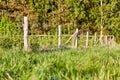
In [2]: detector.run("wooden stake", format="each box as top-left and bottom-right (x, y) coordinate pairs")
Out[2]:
(100, 31), (103, 45)
(86, 32), (88, 48)
(112, 36), (115, 46)
(100, 0), (103, 45)
(24, 17), (28, 51)
(105, 35), (108, 46)
(58, 25), (61, 48)
(75, 28), (78, 48)
(94, 33), (96, 46)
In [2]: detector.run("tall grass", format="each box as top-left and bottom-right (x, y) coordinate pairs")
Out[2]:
(0, 46), (120, 80)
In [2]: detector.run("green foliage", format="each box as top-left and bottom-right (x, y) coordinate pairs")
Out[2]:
(0, 37), (13, 49)
(29, 0), (120, 41)
(0, 36), (23, 50)
(0, 0), (120, 42)
(0, 17), (23, 49)
(0, 17), (22, 35)
(0, 46), (120, 79)
(0, 18), (14, 35)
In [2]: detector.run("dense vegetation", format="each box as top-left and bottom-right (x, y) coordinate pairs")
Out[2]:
(0, 0), (120, 40)
(0, 1), (120, 80)
(0, 46), (120, 80)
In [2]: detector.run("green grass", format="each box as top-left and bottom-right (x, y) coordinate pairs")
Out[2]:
(0, 46), (120, 80)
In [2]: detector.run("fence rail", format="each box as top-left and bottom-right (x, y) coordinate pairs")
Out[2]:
(22, 34), (116, 50)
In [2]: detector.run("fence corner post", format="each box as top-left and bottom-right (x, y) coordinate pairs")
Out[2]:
(58, 25), (61, 48)
(24, 16), (28, 51)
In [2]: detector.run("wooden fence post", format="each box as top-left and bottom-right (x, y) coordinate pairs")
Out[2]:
(24, 16), (28, 51)
(75, 28), (78, 48)
(112, 36), (116, 46)
(86, 32), (89, 48)
(94, 33), (96, 46)
(105, 35), (108, 46)
(99, 33), (103, 45)
(58, 25), (61, 48)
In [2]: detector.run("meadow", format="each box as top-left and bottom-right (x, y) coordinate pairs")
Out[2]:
(0, 46), (120, 80)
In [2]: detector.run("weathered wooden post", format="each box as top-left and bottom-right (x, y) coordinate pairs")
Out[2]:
(58, 25), (61, 48)
(112, 36), (116, 46)
(24, 16), (28, 51)
(105, 35), (108, 46)
(100, 0), (103, 45)
(100, 33), (103, 45)
(86, 32), (89, 48)
(74, 28), (79, 48)
(94, 33), (96, 46)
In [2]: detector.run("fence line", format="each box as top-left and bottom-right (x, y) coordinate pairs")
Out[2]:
(23, 34), (116, 50)
(25, 34), (116, 48)
(23, 17), (116, 51)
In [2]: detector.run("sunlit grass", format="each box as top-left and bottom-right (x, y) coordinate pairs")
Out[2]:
(0, 46), (120, 80)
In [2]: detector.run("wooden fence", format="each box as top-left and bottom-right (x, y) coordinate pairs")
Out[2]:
(23, 16), (116, 51)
